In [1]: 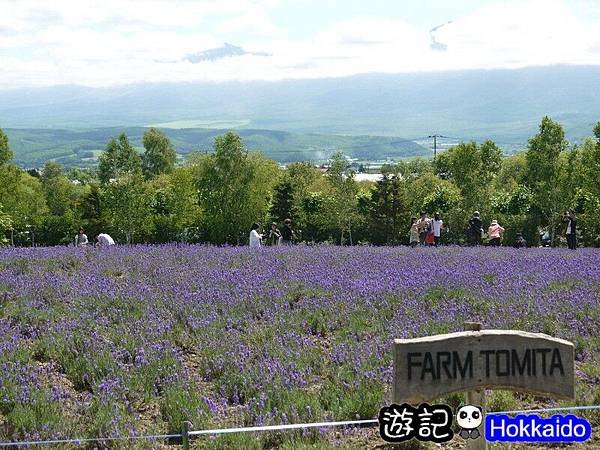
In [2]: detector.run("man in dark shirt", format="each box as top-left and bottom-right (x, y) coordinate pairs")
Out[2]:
(468, 211), (483, 246)
(513, 233), (527, 248)
(266, 222), (281, 246)
(281, 218), (295, 245)
(564, 211), (577, 250)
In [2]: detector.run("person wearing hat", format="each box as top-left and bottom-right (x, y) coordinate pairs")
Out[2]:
(266, 222), (282, 246)
(488, 219), (505, 246)
(468, 211), (483, 245)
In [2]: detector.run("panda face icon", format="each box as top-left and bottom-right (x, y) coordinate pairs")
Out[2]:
(456, 405), (483, 429)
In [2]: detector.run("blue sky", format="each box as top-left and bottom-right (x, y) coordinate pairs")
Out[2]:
(0, 0), (599, 88)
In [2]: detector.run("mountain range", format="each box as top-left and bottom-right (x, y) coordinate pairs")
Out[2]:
(1, 65), (599, 166)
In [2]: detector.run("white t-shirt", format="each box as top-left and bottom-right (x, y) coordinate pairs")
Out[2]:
(75, 233), (88, 246)
(432, 219), (443, 237)
(249, 229), (262, 247)
(97, 233), (115, 246)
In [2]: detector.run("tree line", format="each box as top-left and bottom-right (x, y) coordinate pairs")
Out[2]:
(1, 116), (600, 247)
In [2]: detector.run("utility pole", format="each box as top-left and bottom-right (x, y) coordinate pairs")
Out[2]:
(428, 134), (447, 159)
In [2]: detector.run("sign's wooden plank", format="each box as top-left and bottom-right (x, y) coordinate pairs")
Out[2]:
(393, 330), (574, 404)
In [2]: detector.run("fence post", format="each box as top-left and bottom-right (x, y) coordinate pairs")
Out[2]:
(182, 421), (192, 450)
(464, 322), (487, 450)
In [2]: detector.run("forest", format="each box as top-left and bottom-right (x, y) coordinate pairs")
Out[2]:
(1, 116), (600, 248)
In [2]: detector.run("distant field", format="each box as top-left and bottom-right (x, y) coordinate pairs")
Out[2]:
(146, 119), (251, 129)
(5, 127), (429, 168)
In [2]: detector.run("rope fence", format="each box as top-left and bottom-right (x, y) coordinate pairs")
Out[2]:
(0, 404), (597, 448)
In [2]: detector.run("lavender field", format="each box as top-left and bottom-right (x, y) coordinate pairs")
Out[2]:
(0, 245), (599, 449)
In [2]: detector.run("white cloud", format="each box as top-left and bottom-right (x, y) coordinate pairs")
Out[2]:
(0, 0), (599, 88)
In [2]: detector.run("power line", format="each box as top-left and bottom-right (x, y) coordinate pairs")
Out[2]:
(427, 134), (449, 159)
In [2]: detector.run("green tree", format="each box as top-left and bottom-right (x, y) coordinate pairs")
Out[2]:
(365, 172), (408, 244)
(395, 158), (433, 180)
(301, 191), (334, 243)
(147, 168), (202, 242)
(495, 154), (527, 192)
(67, 167), (98, 185)
(434, 140), (502, 212)
(270, 180), (295, 224)
(407, 173), (463, 242)
(0, 166), (47, 245)
(98, 133), (142, 184)
(246, 152), (280, 229)
(326, 152), (360, 244)
(561, 135), (600, 246)
(142, 128), (177, 178)
(282, 162), (324, 241)
(524, 116), (568, 244)
(0, 204), (12, 245)
(41, 162), (77, 216)
(197, 132), (256, 244)
(35, 162), (81, 245)
(77, 184), (107, 239)
(0, 128), (13, 165)
(104, 174), (152, 244)
(490, 185), (533, 244)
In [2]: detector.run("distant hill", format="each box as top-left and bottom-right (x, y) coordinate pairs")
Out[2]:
(1, 65), (600, 165)
(4, 127), (428, 168)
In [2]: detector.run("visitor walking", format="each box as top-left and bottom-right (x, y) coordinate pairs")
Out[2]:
(409, 217), (419, 247)
(266, 222), (281, 246)
(249, 223), (263, 248)
(468, 211), (483, 246)
(488, 220), (505, 246)
(96, 233), (115, 247)
(431, 213), (444, 246)
(75, 227), (88, 247)
(416, 212), (431, 245)
(281, 218), (295, 245)
(564, 211), (577, 250)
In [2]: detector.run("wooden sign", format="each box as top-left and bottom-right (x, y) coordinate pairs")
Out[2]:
(393, 329), (574, 404)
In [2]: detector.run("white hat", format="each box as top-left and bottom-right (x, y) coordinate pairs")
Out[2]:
(491, 220), (498, 225)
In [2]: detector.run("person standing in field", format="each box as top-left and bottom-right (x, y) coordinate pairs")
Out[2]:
(488, 220), (505, 246)
(409, 217), (420, 247)
(416, 212), (431, 245)
(75, 227), (88, 246)
(564, 211), (577, 250)
(96, 233), (115, 247)
(468, 211), (483, 246)
(281, 218), (295, 245)
(431, 212), (444, 246)
(249, 223), (263, 248)
(513, 232), (527, 248)
(266, 222), (281, 246)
